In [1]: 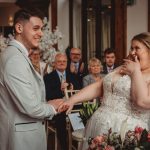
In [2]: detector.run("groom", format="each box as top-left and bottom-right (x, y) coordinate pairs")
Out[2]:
(0, 8), (63, 150)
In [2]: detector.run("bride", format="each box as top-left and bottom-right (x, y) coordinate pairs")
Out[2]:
(59, 32), (150, 150)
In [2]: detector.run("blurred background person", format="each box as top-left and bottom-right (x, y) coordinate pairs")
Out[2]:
(29, 48), (51, 77)
(102, 48), (119, 74)
(83, 58), (104, 87)
(83, 58), (104, 105)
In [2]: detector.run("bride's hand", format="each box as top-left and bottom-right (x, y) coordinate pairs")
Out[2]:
(120, 56), (141, 75)
(58, 100), (74, 114)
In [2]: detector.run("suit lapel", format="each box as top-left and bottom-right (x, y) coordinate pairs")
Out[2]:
(8, 41), (43, 81)
(54, 71), (61, 84)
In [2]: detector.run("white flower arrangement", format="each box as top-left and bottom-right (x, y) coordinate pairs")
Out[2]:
(0, 34), (8, 52)
(39, 17), (64, 64)
(0, 17), (64, 65)
(0, 33), (14, 53)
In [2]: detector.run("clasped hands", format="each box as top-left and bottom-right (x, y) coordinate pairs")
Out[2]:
(47, 99), (73, 114)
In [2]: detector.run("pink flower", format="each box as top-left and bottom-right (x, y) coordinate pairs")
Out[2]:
(134, 126), (144, 141)
(147, 132), (150, 142)
(104, 145), (115, 150)
(93, 135), (105, 144)
(135, 126), (144, 134)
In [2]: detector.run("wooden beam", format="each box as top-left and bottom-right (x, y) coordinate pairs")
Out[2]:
(69, 0), (73, 47)
(113, 0), (127, 64)
(95, 0), (102, 59)
(51, 0), (57, 30)
(148, 0), (150, 32)
(81, 0), (88, 63)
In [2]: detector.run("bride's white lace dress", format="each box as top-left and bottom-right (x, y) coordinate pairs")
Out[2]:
(81, 72), (150, 150)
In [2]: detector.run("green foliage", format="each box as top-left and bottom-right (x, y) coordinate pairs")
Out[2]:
(80, 101), (99, 125)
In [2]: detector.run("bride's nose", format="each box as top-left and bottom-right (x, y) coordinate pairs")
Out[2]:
(130, 49), (136, 55)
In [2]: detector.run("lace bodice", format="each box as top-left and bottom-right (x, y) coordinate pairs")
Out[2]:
(102, 72), (150, 123)
(81, 72), (150, 150)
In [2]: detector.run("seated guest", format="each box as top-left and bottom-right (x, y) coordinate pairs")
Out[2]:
(102, 48), (119, 74)
(83, 58), (104, 87)
(83, 58), (103, 104)
(67, 47), (88, 89)
(44, 53), (80, 150)
(29, 48), (51, 76)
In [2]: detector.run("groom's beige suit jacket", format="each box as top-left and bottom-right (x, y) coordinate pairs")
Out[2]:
(0, 40), (55, 150)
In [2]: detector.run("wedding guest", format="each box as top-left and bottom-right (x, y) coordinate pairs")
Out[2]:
(59, 32), (150, 150)
(29, 48), (51, 77)
(83, 58), (103, 87)
(83, 58), (104, 105)
(44, 53), (81, 150)
(0, 8), (63, 150)
(67, 47), (88, 89)
(102, 48), (119, 74)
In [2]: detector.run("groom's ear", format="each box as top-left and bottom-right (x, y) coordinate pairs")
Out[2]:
(15, 23), (23, 34)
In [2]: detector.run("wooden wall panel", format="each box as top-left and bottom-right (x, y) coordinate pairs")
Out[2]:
(113, 0), (127, 64)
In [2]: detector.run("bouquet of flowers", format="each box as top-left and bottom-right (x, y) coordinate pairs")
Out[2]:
(88, 127), (150, 150)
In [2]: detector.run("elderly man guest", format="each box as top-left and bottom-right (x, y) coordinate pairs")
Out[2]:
(44, 52), (81, 150)
(0, 8), (63, 150)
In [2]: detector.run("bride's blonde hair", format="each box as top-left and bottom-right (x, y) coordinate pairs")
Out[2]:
(132, 32), (150, 49)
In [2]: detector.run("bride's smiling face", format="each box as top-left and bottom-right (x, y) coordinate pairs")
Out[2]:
(130, 40), (150, 63)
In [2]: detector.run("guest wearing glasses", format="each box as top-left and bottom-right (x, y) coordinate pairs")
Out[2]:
(29, 48), (51, 77)
(67, 47), (88, 89)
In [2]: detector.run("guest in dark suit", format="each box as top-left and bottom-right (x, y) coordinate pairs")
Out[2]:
(66, 47), (88, 89)
(44, 53), (80, 150)
(102, 48), (119, 74)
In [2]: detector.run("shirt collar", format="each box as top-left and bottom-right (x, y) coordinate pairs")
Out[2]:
(13, 39), (29, 56)
(106, 65), (114, 70)
(56, 70), (66, 80)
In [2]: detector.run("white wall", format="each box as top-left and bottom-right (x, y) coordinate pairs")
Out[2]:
(127, 0), (148, 52)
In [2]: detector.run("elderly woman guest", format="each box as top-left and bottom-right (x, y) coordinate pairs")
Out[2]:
(83, 58), (104, 105)
(83, 58), (103, 87)
(29, 48), (52, 77)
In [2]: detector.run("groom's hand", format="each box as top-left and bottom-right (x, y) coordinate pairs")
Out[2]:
(47, 99), (64, 111)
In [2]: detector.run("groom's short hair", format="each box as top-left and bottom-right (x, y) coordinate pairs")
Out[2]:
(13, 8), (44, 33)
